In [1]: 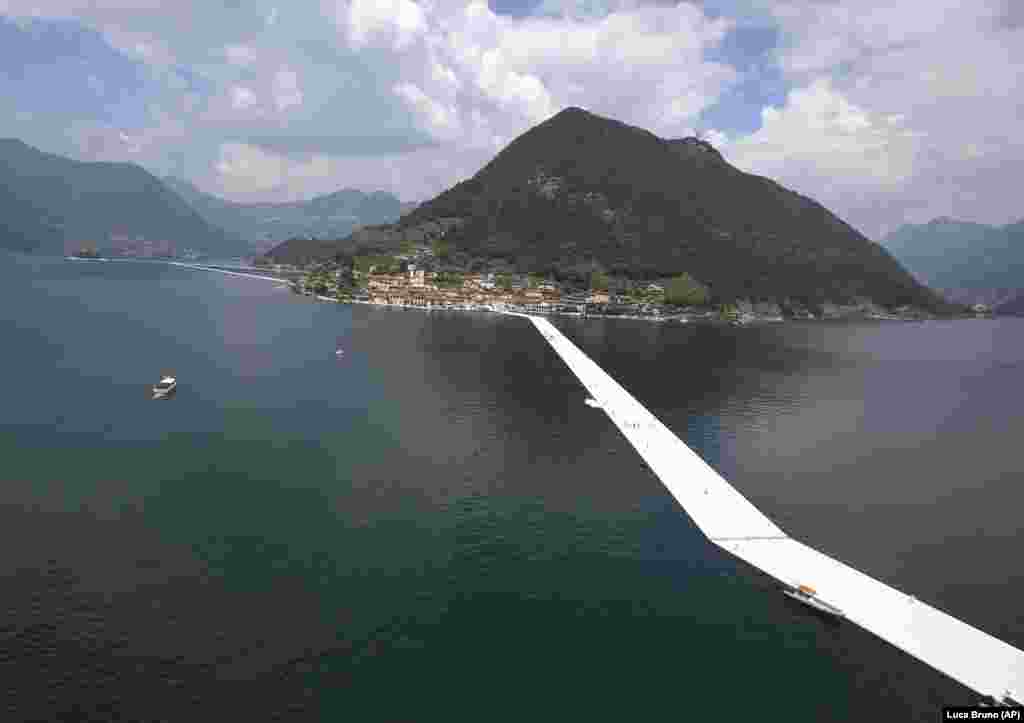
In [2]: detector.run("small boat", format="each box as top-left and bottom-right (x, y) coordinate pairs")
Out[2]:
(152, 375), (177, 398)
(584, 397), (602, 408)
(335, 349), (344, 357)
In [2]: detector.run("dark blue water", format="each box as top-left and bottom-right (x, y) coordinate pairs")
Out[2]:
(2, 252), (1021, 721)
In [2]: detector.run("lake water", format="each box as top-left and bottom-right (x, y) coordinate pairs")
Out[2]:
(2, 252), (1022, 721)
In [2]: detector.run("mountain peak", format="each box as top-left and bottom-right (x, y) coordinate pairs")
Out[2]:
(393, 109), (945, 310)
(555, 106), (589, 116)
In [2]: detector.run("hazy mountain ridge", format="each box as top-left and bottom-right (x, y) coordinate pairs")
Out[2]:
(163, 177), (405, 252)
(0, 139), (245, 257)
(881, 217), (1024, 306)
(271, 107), (947, 310)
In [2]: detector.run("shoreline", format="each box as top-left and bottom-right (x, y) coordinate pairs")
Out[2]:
(154, 260), (970, 325)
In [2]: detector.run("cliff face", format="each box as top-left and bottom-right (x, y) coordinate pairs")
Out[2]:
(274, 108), (949, 310)
(0, 139), (245, 257)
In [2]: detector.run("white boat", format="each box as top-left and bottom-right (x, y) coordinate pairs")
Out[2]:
(152, 376), (176, 398)
(335, 349), (345, 357)
(584, 397), (602, 408)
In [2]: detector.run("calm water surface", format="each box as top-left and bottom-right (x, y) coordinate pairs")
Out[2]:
(2, 252), (1021, 721)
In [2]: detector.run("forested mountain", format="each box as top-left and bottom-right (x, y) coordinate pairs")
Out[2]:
(267, 107), (948, 310)
(0, 139), (245, 257)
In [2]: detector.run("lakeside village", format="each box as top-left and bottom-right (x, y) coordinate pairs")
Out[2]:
(257, 244), (960, 324)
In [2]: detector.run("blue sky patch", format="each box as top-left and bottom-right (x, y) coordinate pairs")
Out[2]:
(702, 22), (787, 136)
(0, 16), (152, 128)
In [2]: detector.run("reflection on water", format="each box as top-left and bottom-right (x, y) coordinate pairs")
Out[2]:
(1, 254), (1020, 721)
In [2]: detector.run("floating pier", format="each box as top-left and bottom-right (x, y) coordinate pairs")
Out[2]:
(512, 311), (1023, 703)
(166, 262), (292, 284)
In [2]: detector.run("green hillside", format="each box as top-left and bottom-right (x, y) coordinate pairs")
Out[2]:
(0, 139), (246, 257)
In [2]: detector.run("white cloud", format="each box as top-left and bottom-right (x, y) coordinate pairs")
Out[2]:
(394, 82), (462, 140)
(340, 0), (427, 50)
(69, 109), (188, 164)
(329, 0), (736, 164)
(230, 85), (258, 111)
(771, 0), (1002, 78)
(117, 131), (141, 153)
(215, 142), (287, 194)
(727, 78), (921, 188)
(211, 140), (427, 201)
(272, 68), (303, 112)
(224, 44), (258, 67)
(99, 25), (178, 66)
(744, 0), (1024, 236)
(4, 0), (738, 206)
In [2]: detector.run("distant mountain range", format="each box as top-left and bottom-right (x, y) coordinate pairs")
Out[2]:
(0, 138), (412, 259)
(881, 218), (1024, 307)
(162, 177), (409, 254)
(266, 107), (948, 311)
(0, 139), (245, 257)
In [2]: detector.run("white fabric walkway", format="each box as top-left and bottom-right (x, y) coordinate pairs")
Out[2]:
(166, 262), (291, 284)
(515, 312), (1022, 703)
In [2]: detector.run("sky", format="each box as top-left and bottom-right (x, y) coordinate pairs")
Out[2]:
(1, 0), (1021, 239)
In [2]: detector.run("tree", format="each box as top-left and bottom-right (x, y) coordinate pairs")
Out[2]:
(527, 273), (543, 288)
(664, 273), (709, 306)
(496, 273), (513, 290)
(432, 238), (451, 260)
(590, 271), (609, 291)
(354, 255), (399, 274)
(434, 271), (464, 288)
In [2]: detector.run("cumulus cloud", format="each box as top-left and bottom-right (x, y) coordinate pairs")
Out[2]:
(3, 0), (740, 206)
(330, 0), (736, 154)
(339, 0), (427, 51)
(726, 78), (921, 188)
(394, 82), (462, 140)
(747, 0), (1024, 236)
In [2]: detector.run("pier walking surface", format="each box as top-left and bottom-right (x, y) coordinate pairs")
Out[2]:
(511, 311), (1023, 704)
